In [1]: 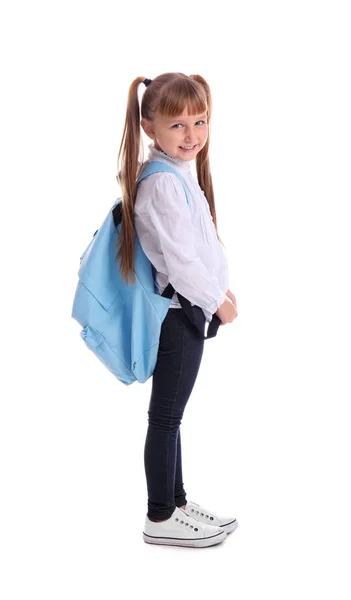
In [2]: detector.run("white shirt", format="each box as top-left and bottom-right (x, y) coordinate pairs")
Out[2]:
(134, 143), (229, 323)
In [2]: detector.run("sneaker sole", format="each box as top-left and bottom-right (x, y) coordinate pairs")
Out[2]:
(143, 529), (227, 548)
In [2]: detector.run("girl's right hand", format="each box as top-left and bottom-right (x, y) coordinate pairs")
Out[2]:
(215, 296), (238, 325)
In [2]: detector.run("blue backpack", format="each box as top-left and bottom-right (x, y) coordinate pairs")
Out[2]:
(71, 160), (221, 386)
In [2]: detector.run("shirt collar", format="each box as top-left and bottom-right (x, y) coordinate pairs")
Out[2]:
(146, 142), (192, 174)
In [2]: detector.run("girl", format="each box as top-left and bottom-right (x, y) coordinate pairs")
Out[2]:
(116, 72), (238, 548)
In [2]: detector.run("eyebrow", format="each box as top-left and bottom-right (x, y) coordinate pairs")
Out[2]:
(166, 114), (207, 122)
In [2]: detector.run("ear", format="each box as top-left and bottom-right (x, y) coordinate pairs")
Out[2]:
(141, 117), (155, 140)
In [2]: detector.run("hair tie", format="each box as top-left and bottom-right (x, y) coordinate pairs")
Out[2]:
(143, 78), (152, 87)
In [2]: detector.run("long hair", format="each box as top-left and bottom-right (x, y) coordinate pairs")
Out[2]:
(116, 72), (224, 285)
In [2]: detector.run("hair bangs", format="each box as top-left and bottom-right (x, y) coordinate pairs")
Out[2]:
(157, 78), (208, 119)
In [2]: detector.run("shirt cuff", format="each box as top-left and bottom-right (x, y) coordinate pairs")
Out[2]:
(207, 290), (227, 316)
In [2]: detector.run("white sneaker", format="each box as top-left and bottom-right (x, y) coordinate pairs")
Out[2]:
(143, 506), (227, 548)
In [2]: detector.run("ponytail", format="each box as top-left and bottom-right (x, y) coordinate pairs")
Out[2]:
(190, 74), (225, 248)
(115, 76), (145, 285)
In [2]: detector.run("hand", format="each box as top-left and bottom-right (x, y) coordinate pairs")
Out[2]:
(225, 288), (237, 309)
(215, 291), (238, 325)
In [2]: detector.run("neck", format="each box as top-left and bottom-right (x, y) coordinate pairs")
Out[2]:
(148, 142), (191, 173)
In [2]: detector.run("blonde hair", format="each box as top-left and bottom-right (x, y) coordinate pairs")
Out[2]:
(116, 72), (224, 285)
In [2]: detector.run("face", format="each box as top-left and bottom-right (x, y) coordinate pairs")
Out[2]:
(141, 106), (208, 161)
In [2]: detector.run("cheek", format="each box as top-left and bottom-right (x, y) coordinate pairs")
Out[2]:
(168, 131), (180, 144)
(163, 130), (174, 140)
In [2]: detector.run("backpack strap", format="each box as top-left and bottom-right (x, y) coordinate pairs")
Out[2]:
(112, 161), (192, 228)
(136, 160), (193, 211)
(114, 160), (221, 340)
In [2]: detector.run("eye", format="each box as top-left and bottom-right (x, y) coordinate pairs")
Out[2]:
(171, 120), (207, 129)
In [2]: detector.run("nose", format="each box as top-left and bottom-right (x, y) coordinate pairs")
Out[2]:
(184, 128), (198, 144)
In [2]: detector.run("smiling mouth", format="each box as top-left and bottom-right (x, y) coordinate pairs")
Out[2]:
(179, 145), (198, 151)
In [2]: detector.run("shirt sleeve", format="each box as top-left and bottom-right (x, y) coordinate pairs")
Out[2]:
(144, 172), (226, 315)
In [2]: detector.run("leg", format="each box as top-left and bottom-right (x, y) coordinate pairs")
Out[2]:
(174, 428), (187, 508)
(144, 307), (205, 521)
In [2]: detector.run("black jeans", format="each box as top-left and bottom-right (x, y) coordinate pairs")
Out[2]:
(144, 306), (206, 521)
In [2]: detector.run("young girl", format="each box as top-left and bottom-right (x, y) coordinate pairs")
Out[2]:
(116, 72), (238, 548)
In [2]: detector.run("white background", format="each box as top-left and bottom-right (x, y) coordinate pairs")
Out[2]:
(1, 0), (350, 598)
